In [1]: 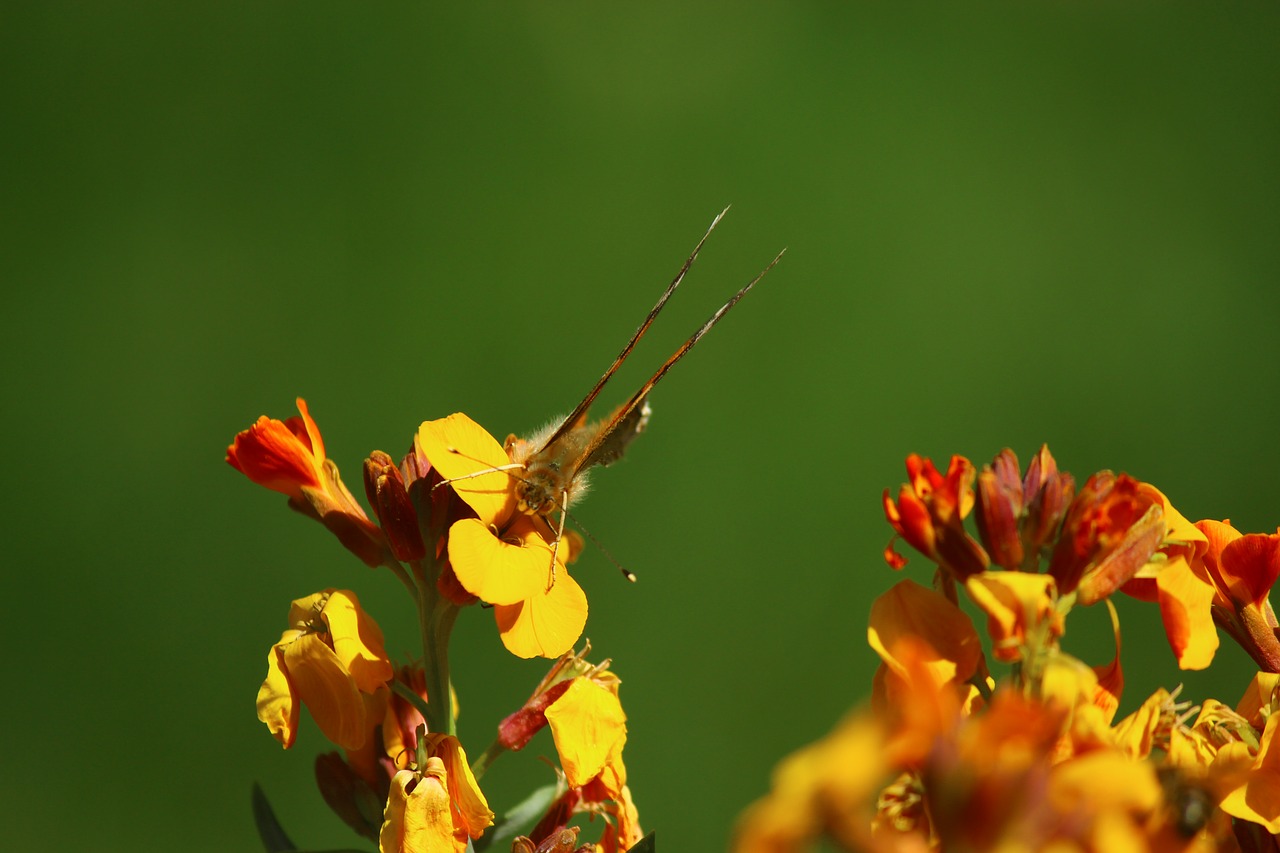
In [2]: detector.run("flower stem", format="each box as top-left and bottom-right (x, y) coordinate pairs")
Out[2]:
(470, 738), (508, 781)
(418, 568), (460, 737)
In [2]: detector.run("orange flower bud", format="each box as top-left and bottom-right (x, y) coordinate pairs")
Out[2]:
(228, 399), (391, 568)
(883, 454), (989, 579)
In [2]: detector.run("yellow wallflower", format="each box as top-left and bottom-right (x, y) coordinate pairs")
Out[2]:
(416, 414), (587, 658)
(256, 589), (393, 751)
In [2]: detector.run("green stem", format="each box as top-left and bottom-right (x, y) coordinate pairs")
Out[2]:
(420, 576), (460, 737)
(470, 737), (508, 781)
(424, 594), (460, 732)
(385, 559), (418, 599)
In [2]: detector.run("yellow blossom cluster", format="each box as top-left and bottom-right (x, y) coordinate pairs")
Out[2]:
(228, 400), (643, 853)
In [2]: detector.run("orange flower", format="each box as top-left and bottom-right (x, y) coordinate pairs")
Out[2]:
(1119, 488), (1217, 670)
(256, 589), (393, 751)
(1199, 521), (1280, 614)
(227, 398), (389, 567)
(883, 454), (989, 578)
(1217, 711), (1280, 833)
(867, 579), (986, 714)
(415, 414), (587, 658)
(515, 663), (639, 853)
(1047, 472), (1165, 605)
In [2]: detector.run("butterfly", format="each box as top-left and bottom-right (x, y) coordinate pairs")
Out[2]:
(432, 207), (784, 587)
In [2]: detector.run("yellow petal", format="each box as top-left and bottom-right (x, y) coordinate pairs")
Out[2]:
(867, 579), (984, 688)
(1111, 688), (1170, 758)
(1221, 711), (1280, 832)
(447, 517), (555, 605)
(284, 632), (374, 751)
(1237, 673), (1280, 729)
(416, 414), (517, 525)
(964, 571), (1058, 663)
(1154, 555), (1219, 670)
(256, 636), (301, 748)
(494, 571), (589, 659)
(380, 763), (457, 853)
(425, 734), (495, 837)
(545, 678), (628, 789)
(323, 589), (394, 693)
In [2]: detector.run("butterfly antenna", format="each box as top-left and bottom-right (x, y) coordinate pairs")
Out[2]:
(557, 503), (637, 583)
(430, 445), (524, 491)
(540, 206), (732, 451)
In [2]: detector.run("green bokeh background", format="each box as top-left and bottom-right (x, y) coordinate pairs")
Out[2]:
(5, 3), (1279, 850)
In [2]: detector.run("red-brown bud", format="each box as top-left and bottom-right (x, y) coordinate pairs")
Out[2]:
(975, 449), (1025, 570)
(1021, 445), (1075, 561)
(497, 680), (573, 751)
(363, 451), (426, 562)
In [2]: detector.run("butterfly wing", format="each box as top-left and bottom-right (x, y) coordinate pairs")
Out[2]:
(572, 246), (785, 477)
(535, 207), (731, 456)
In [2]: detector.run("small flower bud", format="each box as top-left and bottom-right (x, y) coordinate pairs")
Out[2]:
(975, 449), (1025, 570)
(364, 451), (426, 562)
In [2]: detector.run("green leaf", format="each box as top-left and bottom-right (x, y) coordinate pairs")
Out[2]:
(473, 783), (561, 852)
(251, 783), (372, 853)
(252, 783), (297, 853)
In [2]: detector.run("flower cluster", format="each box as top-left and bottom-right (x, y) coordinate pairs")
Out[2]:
(736, 445), (1280, 851)
(228, 399), (643, 853)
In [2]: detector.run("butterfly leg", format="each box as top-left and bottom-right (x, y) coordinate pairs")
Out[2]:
(546, 489), (571, 591)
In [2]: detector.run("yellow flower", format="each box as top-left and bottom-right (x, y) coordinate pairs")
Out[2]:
(545, 676), (628, 790)
(416, 413), (587, 658)
(380, 759), (457, 853)
(379, 735), (494, 853)
(256, 589), (393, 751)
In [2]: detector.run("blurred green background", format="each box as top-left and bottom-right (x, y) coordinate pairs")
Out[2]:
(5, 3), (1280, 850)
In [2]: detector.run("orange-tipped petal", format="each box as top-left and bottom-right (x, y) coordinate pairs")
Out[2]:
(1153, 555), (1219, 670)
(226, 397), (326, 498)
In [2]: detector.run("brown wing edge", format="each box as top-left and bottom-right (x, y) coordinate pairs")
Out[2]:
(536, 206), (732, 454)
(575, 246), (786, 475)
